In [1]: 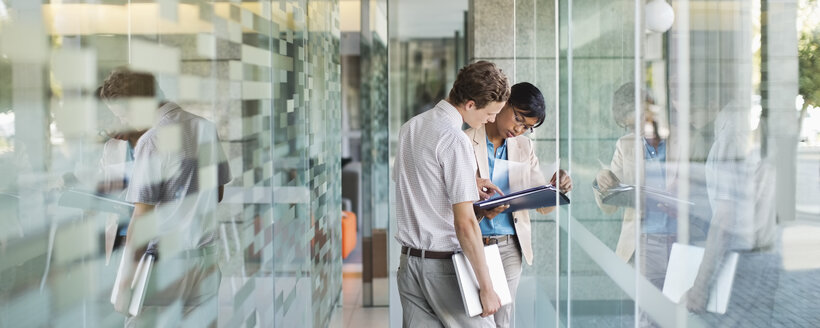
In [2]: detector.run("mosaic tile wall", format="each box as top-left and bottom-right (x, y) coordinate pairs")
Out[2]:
(0, 1), (341, 327)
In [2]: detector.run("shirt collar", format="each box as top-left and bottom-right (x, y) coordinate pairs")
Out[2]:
(435, 100), (464, 129)
(155, 101), (181, 123)
(485, 135), (507, 149)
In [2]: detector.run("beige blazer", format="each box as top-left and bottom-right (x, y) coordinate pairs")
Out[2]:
(465, 125), (547, 266)
(593, 133), (679, 262)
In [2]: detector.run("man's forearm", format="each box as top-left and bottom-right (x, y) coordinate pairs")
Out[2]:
(124, 203), (155, 259)
(694, 203), (733, 290)
(454, 214), (494, 290)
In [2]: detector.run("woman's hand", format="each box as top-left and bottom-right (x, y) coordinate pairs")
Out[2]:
(551, 169), (573, 193)
(474, 204), (510, 221)
(596, 169), (620, 192)
(535, 207), (555, 215)
(476, 177), (504, 200)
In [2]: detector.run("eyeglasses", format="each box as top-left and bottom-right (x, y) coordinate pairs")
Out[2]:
(512, 110), (535, 134)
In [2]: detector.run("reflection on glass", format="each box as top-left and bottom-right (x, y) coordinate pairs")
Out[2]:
(0, 1), (342, 328)
(101, 68), (230, 327)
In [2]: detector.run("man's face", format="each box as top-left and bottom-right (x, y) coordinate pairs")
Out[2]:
(493, 104), (538, 138)
(103, 97), (157, 132)
(104, 99), (130, 126)
(464, 100), (505, 128)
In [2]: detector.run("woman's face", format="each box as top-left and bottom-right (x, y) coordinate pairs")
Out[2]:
(492, 103), (539, 139)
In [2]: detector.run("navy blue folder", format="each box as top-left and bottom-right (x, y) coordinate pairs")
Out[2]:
(475, 185), (570, 213)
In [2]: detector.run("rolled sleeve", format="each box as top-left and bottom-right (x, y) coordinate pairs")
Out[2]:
(439, 133), (479, 205)
(707, 136), (748, 202)
(125, 138), (164, 205)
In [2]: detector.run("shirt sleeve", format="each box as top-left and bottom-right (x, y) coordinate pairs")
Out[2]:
(439, 132), (480, 205)
(125, 137), (164, 205)
(706, 134), (747, 202)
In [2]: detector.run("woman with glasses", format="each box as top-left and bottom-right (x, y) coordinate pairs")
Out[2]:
(464, 82), (572, 328)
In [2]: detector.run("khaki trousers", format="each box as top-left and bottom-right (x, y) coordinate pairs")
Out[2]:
(492, 238), (523, 328)
(398, 252), (495, 328)
(124, 246), (220, 328)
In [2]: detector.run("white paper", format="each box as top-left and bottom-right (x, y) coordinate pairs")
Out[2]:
(129, 254), (154, 316)
(662, 243), (739, 314)
(452, 244), (512, 317)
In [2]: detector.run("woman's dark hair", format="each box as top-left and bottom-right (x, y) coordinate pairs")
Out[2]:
(508, 82), (546, 128)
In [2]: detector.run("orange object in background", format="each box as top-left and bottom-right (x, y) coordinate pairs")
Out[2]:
(341, 211), (357, 259)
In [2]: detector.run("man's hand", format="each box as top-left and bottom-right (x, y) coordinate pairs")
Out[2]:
(474, 204), (510, 221)
(453, 201), (499, 319)
(595, 169), (620, 192)
(550, 169), (573, 193)
(476, 177), (504, 200)
(479, 288), (501, 317)
(682, 285), (708, 313)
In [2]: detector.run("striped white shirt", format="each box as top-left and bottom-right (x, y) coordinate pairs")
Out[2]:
(126, 102), (232, 250)
(394, 100), (479, 251)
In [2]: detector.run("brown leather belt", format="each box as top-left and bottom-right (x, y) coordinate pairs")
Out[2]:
(401, 246), (456, 259)
(482, 235), (516, 246)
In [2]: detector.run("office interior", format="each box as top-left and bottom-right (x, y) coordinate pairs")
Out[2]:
(0, 0), (818, 327)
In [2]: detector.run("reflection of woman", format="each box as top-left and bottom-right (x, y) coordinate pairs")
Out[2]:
(594, 83), (677, 289)
(595, 83), (674, 327)
(465, 82), (572, 328)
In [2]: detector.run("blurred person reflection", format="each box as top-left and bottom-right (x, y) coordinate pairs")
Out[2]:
(594, 82), (674, 327)
(682, 99), (780, 326)
(102, 69), (231, 328)
(92, 86), (144, 263)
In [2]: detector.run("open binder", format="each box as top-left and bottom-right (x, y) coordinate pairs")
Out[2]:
(474, 185), (570, 213)
(593, 182), (694, 208)
(452, 244), (512, 317)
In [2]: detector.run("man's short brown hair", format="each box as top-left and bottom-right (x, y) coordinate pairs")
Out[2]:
(99, 69), (163, 100)
(448, 61), (510, 109)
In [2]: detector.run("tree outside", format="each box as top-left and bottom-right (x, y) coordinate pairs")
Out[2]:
(798, 0), (820, 145)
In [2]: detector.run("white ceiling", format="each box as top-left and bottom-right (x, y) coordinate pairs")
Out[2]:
(395, 0), (467, 39)
(340, 0), (468, 39)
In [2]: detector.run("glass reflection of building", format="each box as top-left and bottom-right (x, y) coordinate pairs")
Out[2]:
(0, 0), (818, 327)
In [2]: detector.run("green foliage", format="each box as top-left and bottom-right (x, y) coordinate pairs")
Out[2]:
(0, 60), (9, 114)
(799, 29), (820, 110)
(799, 0), (820, 111)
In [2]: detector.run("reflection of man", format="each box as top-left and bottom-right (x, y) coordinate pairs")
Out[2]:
(683, 101), (779, 326)
(394, 61), (508, 326)
(103, 69), (231, 328)
(94, 86), (145, 264)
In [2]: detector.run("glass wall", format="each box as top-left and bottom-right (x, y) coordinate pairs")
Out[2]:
(387, 0), (467, 325)
(0, 1), (342, 327)
(359, 0), (389, 307)
(389, 0), (819, 327)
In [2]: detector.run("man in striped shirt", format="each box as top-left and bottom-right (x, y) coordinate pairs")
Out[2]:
(394, 61), (511, 326)
(103, 69), (230, 327)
